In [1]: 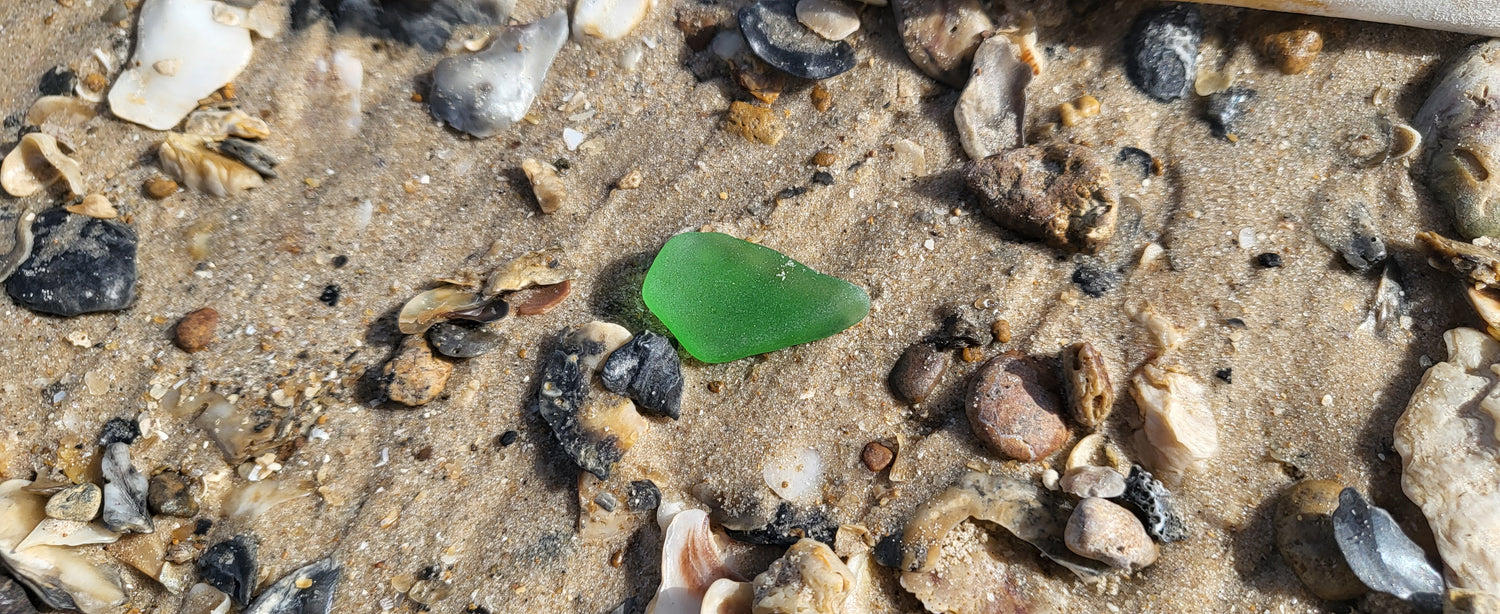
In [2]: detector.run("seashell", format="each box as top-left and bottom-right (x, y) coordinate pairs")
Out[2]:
(184, 108), (271, 140)
(242, 557), (340, 614)
(646, 508), (745, 614)
(1332, 487), (1445, 608)
(485, 246), (572, 295)
(899, 471), (1106, 579)
(1129, 360), (1218, 482)
(100, 443), (154, 534)
(0, 211), (36, 285)
(0, 480), (128, 613)
(2, 133), (84, 197)
(699, 578), (753, 614)
(751, 538), (854, 614)
(194, 394), (285, 462)
(1061, 341), (1113, 429)
(1415, 40), (1500, 239)
(429, 11), (568, 138)
(738, 0), (856, 80)
(66, 194), (119, 219)
(225, 479), (313, 523)
(761, 447), (822, 502)
(398, 286), (487, 335)
(158, 133), (264, 197)
(891, 0), (993, 87)
(574, 0), (656, 41)
(954, 35), (1030, 160)
(1418, 230), (1500, 289)
(16, 518), (119, 551)
(218, 138), (279, 178)
(1466, 284), (1500, 340)
(108, 0), (255, 130)
(1189, 0), (1500, 37)
(522, 159), (566, 213)
(535, 323), (644, 480)
(1064, 432), (1129, 474)
(795, 0), (860, 42)
(26, 95), (97, 127)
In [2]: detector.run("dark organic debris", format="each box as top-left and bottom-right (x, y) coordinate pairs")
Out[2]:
(1119, 465), (1187, 543)
(1206, 87), (1256, 139)
(199, 535), (259, 605)
(1124, 4), (1202, 102)
(739, 0), (856, 80)
(812, 171), (834, 186)
(724, 501), (836, 546)
(1215, 368), (1232, 384)
(98, 417), (140, 446)
(1332, 488), (1444, 612)
(427, 321), (501, 358)
(295, 0), (507, 51)
(1117, 146), (1158, 179)
(39, 66), (77, 97)
(444, 298), (509, 324)
(100, 442), (153, 534)
(243, 558), (342, 614)
(319, 285), (340, 307)
(4, 209), (138, 316)
(598, 331), (685, 419)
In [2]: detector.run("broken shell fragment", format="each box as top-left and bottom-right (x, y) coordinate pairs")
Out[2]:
(184, 108), (271, 140)
(700, 578), (753, 613)
(535, 323), (642, 480)
(429, 11), (569, 138)
(795, 0), (860, 42)
(1129, 359), (1218, 481)
(738, 0), (856, 80)
(1332, 488), (1444, 608)
(964, 144), (1119, 253)
(199, 535), (257, 605)
(0, 480), (128, 613)
(108, 0), (255, 130)
(1415, 40), (1500, 238)
(159, 133), (264, 197)
(26, 95), (97, 127)
(1124, 4), (1202, 102)
(100, 442), (154, 534)
(599, 330), (685, 419)
(219, 138), (279, 178)
(65, 194), (118, 219)
(751, 538), (854, 614)
(574, 0), (655, 41)
(485, 247), (573, 295)
(891, 0), (993, 87)
(193, 393), (283, 461)
(954, 35), (1031, 160)
(646, 508), (744, 614)
(242, 557), (340, 614)
(398, 286), (486, 335)
(1418, 230), (1500, 288)
(16, 519), (118, 551)
(900, 520), (1064, 614)
(724, 501), (837, 547)
(522, 159), (566, 213)
(1, 133), (84, 198)
(1062, 341), (1113, 429)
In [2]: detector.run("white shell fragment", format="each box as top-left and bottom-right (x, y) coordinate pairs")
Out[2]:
(761, 447), (822, 502)
(795, 0), (860, 42)
(646, 508), (744, 614)
(699, 578), (754, 613)
(0, 480), (128, 613)
(1, 133), (84, 197)
(1394, 327), (1500, 599)
(954, 35), (1032, 160)
(109, 0), (256, 130)
(158, 133), (264, 197)
(429, 10), (569, 138)
(751, 538), (854, 614)
(184, 108), (270, 140)
(574, 0), (656, 41)
(1129, 361), (1219, 482)
(16, 519), (118, 551)
(1188, 0), (1500, 37)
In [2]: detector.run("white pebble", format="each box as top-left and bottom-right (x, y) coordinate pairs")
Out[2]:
(1237, 227), (1256, 249)
(563, 127), (586, 151)
(795, 0), (860, 41)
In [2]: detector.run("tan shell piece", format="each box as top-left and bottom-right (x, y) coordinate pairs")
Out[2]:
(1129, 361), (1219, 482)
(522, 158), (566, 213)
(26, 96), (97, 126)
(700, 578), (753, 613)
(750, 538), (854, 614)
(66, 194), (118, 219)
(157, 132), (263, 197)
(485, 246), (573, 295)
(1062, 342), (1114, 429)
(1, 133), (84, 197)
(183, 108), (271, 140)
(397, 286), (486, 335)
(646, 508), (745, 614)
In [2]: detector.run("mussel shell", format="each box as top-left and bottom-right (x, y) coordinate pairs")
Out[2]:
(739, 0), (856, 80)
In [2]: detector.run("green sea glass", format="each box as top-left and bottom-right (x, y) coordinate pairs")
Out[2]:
(641, 232), (871, 363)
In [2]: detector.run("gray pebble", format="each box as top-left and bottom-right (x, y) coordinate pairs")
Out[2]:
(1060, 466), (1126, 499)
(887, 341), (948, 405)
(1065, 497), (1159, 570)
(199, 535), (258, 605)
(426, 321), (500, 358)
(598, 331), (683, 419)
(1124, 4), (1202, 102)
(101, 442), (153, 534)
(429, 11), (568, 138)
(1206, 87), (1256, 139)
(44, 483), (101, 522)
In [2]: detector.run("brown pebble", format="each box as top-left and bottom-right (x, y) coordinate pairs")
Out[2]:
(812, 150), (836, 167)
(991, 318), (1012, 343)
(609, 549), (625, 567)
(725, 101), (785, 146)
(145, 176), (178, 199)
(1275, 480), (1368, 601)
(514, 280), (572, 315)
(1262, 29), (1322, 75)
(384, 336), (454, 407)
(810, 84), (832, 112)
(888, 342), (950, 405)
(82, 73), (107, 93)
(173, 307), (219, 353)
(708, 381), (724, 393)
(964, 144), (1118, 254)
(966, 351), (1068, 461)
(961, 346), (983, 363)
(414, 446), (433, 461)
(147, 469), (199, 517)
(674, 9), (720, 52)
(861, 441), (893, 472)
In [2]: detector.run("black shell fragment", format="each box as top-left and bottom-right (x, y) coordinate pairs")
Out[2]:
(724, 501), (837, 546)
(598, 331), (684, 420)
(243, 558), (342, 614)
(1332, 488), (1443, 612)
(626, 480), (661, 512)
(534, 328), (624, 480)
(1117, 465), (1187, 543)
(220, 138), (280, 178)
(1124, 4), (1202, 102)
(739, 0), (856, 80)
(4, 209), (137, 317)
(199, 535), (259, 605)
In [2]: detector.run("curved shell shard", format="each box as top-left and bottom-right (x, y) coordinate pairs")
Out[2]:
(108, 0), (255, 130)
(429, 11), (569, 138)
(1, 133), (84, 198)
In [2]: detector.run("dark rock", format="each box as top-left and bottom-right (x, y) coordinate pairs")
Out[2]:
(100, 442), (153, 534)
(1117, 147), (1158, 178)
(888, 342), (949, 404)
(1206, 86), (1256, 139)
(426, 321), (501, 358)
(39, 66), (77, 96)
(318, 285), (339, 307)
(0, 573), (37, 614)
(1124, 4), (1202, 102)
(739, 0), (856, 80)
(98, 417), (141, 446)
(498, 430), (518, 447)
(1215, 368), (1233, 384)
(298, 0), (506, 51)
(965, 144), (1119, 253)
(1333, 488), (1443, 611)
(928, 303), (992, 349)
(220, 138), (280, 178)
(243, 557), (341, 614)
(1256, 252), (1283, 268)
(148, 469), (199, 517)
(199, 535), (259, 605)
(724, 501), (836, 546)
(5, 209), (138, 316)
(812, 171), (834, 186)
(1118, 465), (1187, 543)
(626, 480), (660, 512)
(598, 331), (684, 419)
(1071, 264), (1118, 297)
(872, 533), (903, 568)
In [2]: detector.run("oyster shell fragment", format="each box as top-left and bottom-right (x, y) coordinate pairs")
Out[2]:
(1, 134), (84, 198)
(954, 35), (1031, 160)
(109, 0), (256, 130)
(750, 538), (854, 614)
(242, 557), (341, 614)
(0, 480), (128, 613)
(159, 133), (264, 197)
(1415, 40), (1500, 239)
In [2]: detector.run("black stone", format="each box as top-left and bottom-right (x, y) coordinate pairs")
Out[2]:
(1071, 264), (1118, 297)
(1256, 252), (1282, 268)
(242, 557), (341, 614)
(1118, 465), (1188, 543)
(219, 138), (279, 178)
(427, 321), (500, 358)
(534, 328), (623, 480)
(926, 303), (991, 350)
(319, 285), (339, 306)
(331, 255), (349, 268)
(5, 209), (137, 316)
(626, 479), (661, 512)
(498, 430), (518, 447)
(1124, 4), (1202, 102)
(811, 171), (834, 186)
(1117, 147), (1156, 178)
(298, 0), (506, 51)
(1215, 368), (1232, 384)
(739, 0), (856, 80)
(39, 66), (76, 96)
(98, 417), (141, 445)
(1205, 86), (1256, 139)
(598, 331), (684, 419)
(1344, 233), (1387, 273)
(777, 186), (808, 200)
(147, 469), (199, 517)
(195, 518), (214, 535)
(724, 501), (836, 546)
(199, 535), (259, 605)
(872, 533), (903, 569)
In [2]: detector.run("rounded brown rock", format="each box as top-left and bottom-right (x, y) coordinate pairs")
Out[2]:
(861, 441), (893, 472)
(1262, 29), (1322, 75)
(888, 342), (949, 405)
(1275, 479), (1368, 601)
(1065, 497), (1158, 570)
(148, 469), (199, 517)
(384, 335), (454, 407)
(963, 144), (1119, 254)
(145, 176), (178, 199)
(965, 351), (1067, 461)
(174, 307), (220, 353)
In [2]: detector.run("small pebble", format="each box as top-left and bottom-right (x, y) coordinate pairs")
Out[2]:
(617, 170), (643, 190)
(498, 430), (519, 447)
(39, 66), (77, 96)
(319, 284), (340, 306)
(991, 318), (1011, 343)
(966, 351), (1068, 462)
(427, 321), (501, 359)
(725, 101), (785, 146)
(145, 176), (178, 199)
(383, 336), (454, 407)
(887, 341), (949, 404)
(147, 469), (199, 517)
(428, 11), (568, 137)
(1206, 86), (1256, 140)
(1072, 264), (1118, 297)
(891, 0), (992, 86)
(219, 138), (279, 178)
(812, 150), (836, 167)
(1257, 252), (1283, 268)
(627, 480), (662, 511)
(1060, 466), (1126, 499)
(1059, 94), (1101, 127)
(174, 307), (220, 353)
(1275, 480), (1368, 601)
(99, 417), (141, 446)
(861, 441), (893, 472)
(1124, 4), (1202, 102)
(45, 482), (102, 521)
(1262, 29), (1322, 75)
(1216, 368), (1233, 384)
(810, 83), (832, 112)
(930, 303), (992, 349)
(812, 171), (834, 186)
(1065, 497), (1159, 570)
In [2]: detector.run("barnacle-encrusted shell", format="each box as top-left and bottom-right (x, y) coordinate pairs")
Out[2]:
(158, 133), (264, 197)
(485, 246), (573, 295)
(1415, 40), (1500, 239)
(1, 133), (84, 197)
(184, 108), (271, 140)
(1062, 342), (1113, 429)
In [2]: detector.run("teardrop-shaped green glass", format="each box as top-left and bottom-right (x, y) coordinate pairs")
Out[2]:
(641, 232), (871, 364)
